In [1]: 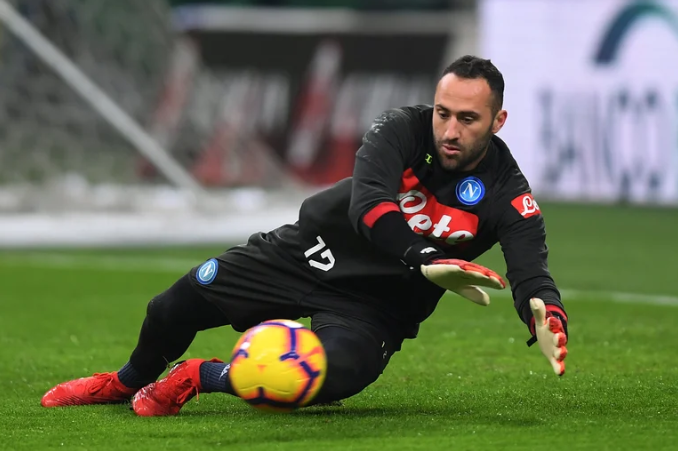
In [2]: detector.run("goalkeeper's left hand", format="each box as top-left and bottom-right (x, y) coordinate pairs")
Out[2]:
(420, 259), (506, 306)
(529, 298), (568, 376)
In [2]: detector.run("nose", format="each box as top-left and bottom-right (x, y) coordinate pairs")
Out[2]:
(444, 117), (461, 141)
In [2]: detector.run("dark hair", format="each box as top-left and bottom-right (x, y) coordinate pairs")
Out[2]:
(441, 55), (505, 113)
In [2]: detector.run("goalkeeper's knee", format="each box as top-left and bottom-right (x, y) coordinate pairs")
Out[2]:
(144, 274), (230, 333)
(309, 327), (383, 404)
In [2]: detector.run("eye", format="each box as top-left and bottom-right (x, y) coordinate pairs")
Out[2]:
(461, 116), (475, 124)
(438, 111), (450, 119)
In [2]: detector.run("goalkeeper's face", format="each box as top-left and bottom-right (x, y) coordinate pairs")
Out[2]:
(432, 74), (507, 172)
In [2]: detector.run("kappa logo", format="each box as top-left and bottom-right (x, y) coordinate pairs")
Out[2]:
(399, 169), (479, 245)
(456, 177), (485, 206)
(219, 363), (231, 379)
(196, 258), (218, 285)
(511, 193), (541, 218)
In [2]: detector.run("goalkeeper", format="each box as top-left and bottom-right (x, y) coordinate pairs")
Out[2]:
(42, 55), (568, 416)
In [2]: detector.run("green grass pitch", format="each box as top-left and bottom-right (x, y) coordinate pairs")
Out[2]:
(1, 202), (677, 450)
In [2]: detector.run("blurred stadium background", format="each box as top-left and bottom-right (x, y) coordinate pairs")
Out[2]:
(1, 2), (678, 449)
(1, 0), (676, 247)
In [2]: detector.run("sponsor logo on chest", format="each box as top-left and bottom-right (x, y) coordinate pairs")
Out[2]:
(398, 169), (479, 245)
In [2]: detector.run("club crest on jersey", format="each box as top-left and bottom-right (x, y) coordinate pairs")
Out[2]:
(456, 177), (485, 206)
(196, 258), (218, 285)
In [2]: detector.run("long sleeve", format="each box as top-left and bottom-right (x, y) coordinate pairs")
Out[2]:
(348, 108), (442, 266)
(495, 191), (567, 327)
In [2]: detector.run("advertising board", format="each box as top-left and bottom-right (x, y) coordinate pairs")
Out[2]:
(481, 0), (678, 204)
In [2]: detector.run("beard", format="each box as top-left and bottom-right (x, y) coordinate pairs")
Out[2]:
(435, 127), (494, 171)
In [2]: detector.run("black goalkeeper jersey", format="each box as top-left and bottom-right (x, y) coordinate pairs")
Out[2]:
(269, 105), (563, 329)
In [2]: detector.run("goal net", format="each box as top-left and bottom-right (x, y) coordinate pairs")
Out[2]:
(0, 0), (302, 246)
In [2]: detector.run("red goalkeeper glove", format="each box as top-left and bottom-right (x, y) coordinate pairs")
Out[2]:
(528, 298), (568, 376)
(420, 258), (506, 306)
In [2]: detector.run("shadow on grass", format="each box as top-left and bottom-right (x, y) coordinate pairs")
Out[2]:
(298, 405), (542, 425)
(176, 403), (544, 428)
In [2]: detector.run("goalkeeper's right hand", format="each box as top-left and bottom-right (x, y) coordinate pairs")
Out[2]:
(403, 243), (505, 306)
(420, 258), (506, 306)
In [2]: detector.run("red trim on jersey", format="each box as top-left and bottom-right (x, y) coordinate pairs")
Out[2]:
(363, 202), (400, 228)
(401, 167), (419, 191)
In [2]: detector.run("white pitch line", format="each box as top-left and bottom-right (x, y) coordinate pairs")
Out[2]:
(563, 289), (678, 306)
(3, 252), (678, 307)
(0, 252), (199, 273)
(489, 288), (678, 306)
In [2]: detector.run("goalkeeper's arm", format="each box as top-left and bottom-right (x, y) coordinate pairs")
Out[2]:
(346, 109), (454, 274)
(495, 193), (569, 374)
(497, 210), (568, 337)
(346, 108), (507, 305)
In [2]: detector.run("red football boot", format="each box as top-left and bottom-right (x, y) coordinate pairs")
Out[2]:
(41, 372), (137, 407)
(132, 358), (222, 417)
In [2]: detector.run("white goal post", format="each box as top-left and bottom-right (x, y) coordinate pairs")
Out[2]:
(0, 0), (303, 246)
(0, 0), (205, 199)
(0, 1), (474, 247)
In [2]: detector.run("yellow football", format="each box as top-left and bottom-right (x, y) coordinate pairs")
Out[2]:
(228, 320), (327, 413)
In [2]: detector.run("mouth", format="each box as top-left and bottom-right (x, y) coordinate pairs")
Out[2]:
(441, 144), (462, 156)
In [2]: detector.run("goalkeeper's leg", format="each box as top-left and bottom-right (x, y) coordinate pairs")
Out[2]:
(42, 242), (315, 409)
(122, 274), (232, 388)
(307, 312), (401, 405)
(131, 311), (402, 416)
(41, 274), (232, 407)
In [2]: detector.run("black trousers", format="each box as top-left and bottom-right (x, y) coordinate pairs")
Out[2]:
(128, 234), (405, 404)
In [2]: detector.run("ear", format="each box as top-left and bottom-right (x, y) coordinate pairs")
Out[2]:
(492, 109), (508, 134)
